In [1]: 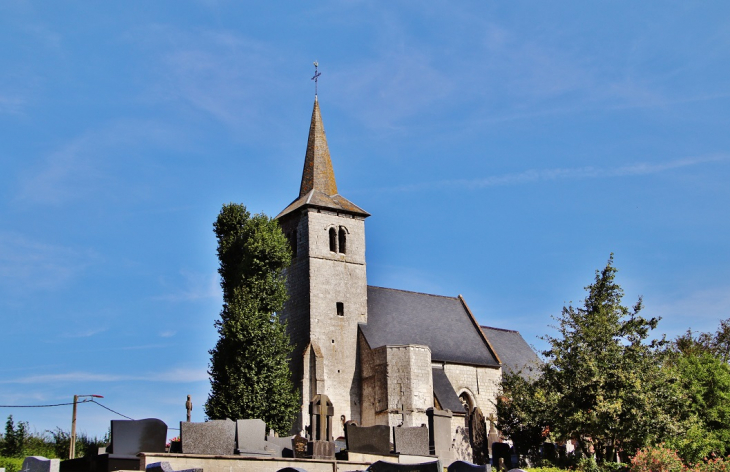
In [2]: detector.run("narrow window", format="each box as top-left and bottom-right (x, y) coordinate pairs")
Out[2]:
(336, 302), (344, 317)
(338, 227), (346, 254)
(329, 228), (337, 252)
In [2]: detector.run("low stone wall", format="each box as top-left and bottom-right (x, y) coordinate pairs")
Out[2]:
(139, 452), (437, 472)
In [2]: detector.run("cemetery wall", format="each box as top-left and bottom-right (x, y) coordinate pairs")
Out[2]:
(140, 453), (369, 472)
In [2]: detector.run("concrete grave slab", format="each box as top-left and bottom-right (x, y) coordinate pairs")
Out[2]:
(21, 457), (60, 472)
(108, 419), (168, 456)
(181, 420), (236, 455)
(345, 424), (390, 455)
(393, 426), (429, 457)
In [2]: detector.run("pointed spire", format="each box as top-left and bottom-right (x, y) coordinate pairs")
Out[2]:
(299, 97), (338, 197)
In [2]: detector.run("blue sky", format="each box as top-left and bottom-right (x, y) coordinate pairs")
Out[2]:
(1, 1), (729, 440)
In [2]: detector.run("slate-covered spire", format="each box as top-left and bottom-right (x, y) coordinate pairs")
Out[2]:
(276, 97), (369, 220)
(299, 97), (338, 197)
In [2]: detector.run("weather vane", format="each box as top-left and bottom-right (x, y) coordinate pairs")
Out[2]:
(312, 61), (322, 96)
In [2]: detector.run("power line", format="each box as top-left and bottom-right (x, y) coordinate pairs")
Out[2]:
(89, 400), (134, 420)
(0, 400), (92, 408)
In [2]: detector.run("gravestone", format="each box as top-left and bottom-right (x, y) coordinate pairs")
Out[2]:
(308, 440), (335, 460)
(393, 425), (430, 456)
(276, 468), (309, 472)
(469, 408), (488, 465)
(448, 460), (491, 472)
(308, 394), (334, 441)
(180, 419), (236, 455)
(345, 424), (391, 455)
(235, 419), (274, 456)
(21, 457), (60, 472)
(485, 414), (499, 457)
(292, 434), (308, 459)
(108, 418), (168, 455)
(266, 435), (296, 458)
(145, 461), (202, 472)
(426, 408), (453, 465)
(491, 443), (512, 471)
(365, 460), (441, 472)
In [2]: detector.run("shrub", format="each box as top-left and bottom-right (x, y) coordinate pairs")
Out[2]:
(630, 445), (686, 472)
(0, 456), (25, 472)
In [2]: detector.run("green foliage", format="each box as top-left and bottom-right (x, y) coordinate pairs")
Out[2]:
(539, 255), (674, 459)
(664, 349), (730, 464)
(630, 444), (686, 472)
(47, 427), (108, 460)
(0, 456), (24, 472)
(205, 203), (299, 435)
(499, 256), (683, 464)
(1, 416), (28, 458)
(497, 371), (553, 459)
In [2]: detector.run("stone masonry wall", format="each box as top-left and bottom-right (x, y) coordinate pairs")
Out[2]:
(442, 363), (501, 419)
(306, 209), (367, 440)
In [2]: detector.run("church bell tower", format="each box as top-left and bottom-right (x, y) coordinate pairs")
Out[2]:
(276, 97), (369, 438)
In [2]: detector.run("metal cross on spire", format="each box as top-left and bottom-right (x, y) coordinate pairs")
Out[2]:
(311, 61), (322, 96)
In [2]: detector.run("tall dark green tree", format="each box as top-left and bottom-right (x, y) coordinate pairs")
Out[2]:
(539, 255), (676, 460)
(205, 204), (299, 434)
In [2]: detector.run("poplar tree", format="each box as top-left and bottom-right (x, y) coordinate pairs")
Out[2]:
(205, 204), (299, 434)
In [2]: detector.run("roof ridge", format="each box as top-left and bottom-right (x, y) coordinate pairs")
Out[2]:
(480, 325), (519, 333)
(367, 285), (458, 300)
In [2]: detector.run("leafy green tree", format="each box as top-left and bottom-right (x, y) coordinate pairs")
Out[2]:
(538, 255), (676, 461)
(1, 415), (28, 458)
(665, 324), (730, 464)
(497, 371), (554, 460)
(205, 204), (299, 434)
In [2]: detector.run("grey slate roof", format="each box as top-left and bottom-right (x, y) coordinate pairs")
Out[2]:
(432, 368), (467, 414)
(480, 326), (542, 379)
(360, 286), (499, 367)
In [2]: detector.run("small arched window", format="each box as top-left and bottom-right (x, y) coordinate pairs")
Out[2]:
(329, 228), (337, 252)
(338, 227), (346, 254)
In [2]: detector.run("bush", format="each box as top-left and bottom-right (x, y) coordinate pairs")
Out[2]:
(0, 456), (25, 472)
(630, 445), (686, 472)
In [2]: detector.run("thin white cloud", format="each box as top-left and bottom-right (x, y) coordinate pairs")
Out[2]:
(1, 368), (208, 385)
(15, 120), (185, 207)
(159, 330), (177, 338)
(0, 232), (99, 291)
(63, 327), (109, 338)
(371, 154), (729, 193)
(152, 270), (220, 302)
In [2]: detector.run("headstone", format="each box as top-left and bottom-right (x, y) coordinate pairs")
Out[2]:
(308, 440), (335, 460)
(365, 460), (441, 472)
(393, 425), (430, 456)
(266, 435), (296, 458)
(145, 461), (202, 472)
(180, 419), (236, 455)
(426, 408), (453, 465)
(235, 419), (274, 456)
(21, 457), (60, 472)
(448, 461), (491, 472)
(485, 414), (499, 456)
(107, 418), (168, 455)
(292, 434), (308, 459)
(345, 424), (391, 455)
(491, 443), (512, 471)
(308, 394), (334, 441)
(469, 407), (488, 465)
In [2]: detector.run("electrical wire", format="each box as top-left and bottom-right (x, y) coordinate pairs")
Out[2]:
(0, 400), (92, 408)
(89, 400), (134, 420)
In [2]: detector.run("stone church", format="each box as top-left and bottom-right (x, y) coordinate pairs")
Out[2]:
(276, 97), (539, 443)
